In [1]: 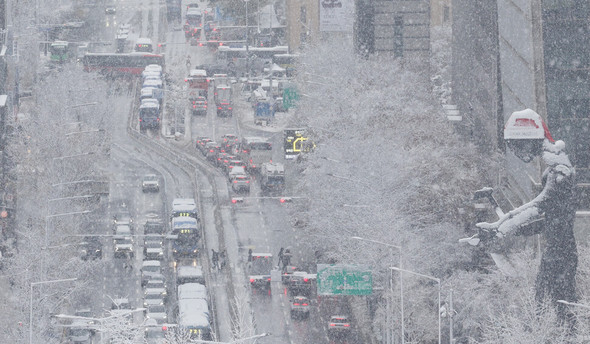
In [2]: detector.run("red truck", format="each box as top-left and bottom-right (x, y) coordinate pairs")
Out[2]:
(185, 69), (209, 98)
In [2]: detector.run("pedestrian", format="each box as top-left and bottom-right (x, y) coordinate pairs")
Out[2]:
(277, 247), (284, 269)
(219, 250), (227, 269)
(247, 248), (253, 270)
(211, 249), (219, 270)
(282, 248), (292, 270)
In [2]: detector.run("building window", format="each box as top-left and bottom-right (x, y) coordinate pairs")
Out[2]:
(300, 6), (307, 24)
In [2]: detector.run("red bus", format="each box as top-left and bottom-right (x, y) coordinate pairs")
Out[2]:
(82, 53), (165, 76)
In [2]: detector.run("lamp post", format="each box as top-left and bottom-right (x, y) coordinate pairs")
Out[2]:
(45, 210), (92, 251)
(351, 236), (402, 344)
(245, 0), (250, 79)
(30, 277), (77, 344)
(390, 266), (441, 344)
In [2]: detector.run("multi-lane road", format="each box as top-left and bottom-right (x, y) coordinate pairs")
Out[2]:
(78, 0), (352, 342)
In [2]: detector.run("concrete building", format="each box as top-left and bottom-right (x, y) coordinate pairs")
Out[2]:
(354, 0), (430, 69)
(285, 0), (320, 52)
(452, 0), (590, 229)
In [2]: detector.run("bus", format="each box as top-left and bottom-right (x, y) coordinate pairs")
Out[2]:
(216, 45), (289, 75)
(50, 41), (69, 63)
(186, 8), (202, 27)
(178, 298), (211, 340)
(272, 53), (299, 77)
(135, 38), (153, 52)
(82, 53), (165, 76)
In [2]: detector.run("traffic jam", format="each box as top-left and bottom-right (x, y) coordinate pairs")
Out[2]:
(46, 0), (354, 342)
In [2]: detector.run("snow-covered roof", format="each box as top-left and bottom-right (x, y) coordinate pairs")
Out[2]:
(177, 265), (203, 278)
(178, 283), (208, 300)
(178, 299), (209, 327)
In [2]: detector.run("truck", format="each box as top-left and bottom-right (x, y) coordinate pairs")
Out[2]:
(139, 102), (160, 130)
(254, 99), (275, 125)
(248, 253), (273, 290)
(215, 85), (233, 117)
(166, 0), (182, 21)
(186, 69), (209, 98)
(238, 137), (273, 175)
(260, 162), (285, 195)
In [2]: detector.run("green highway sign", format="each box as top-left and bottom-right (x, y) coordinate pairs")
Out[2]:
(317, 264), (373, 296)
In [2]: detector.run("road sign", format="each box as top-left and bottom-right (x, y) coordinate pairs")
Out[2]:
(317, 264), (373, 296)
(282, 86), (299, 110)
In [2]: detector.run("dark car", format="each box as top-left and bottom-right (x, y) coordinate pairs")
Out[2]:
(144, 219), (165, 235)
(80, 237), (103, 260)
(290, 296), (311, 319)
(105, 7), (116, 15)
(191, 96), (208, 116)
(196, 137), (213, 154)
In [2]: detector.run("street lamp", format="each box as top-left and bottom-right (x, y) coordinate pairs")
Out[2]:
(65, 128), (105, 137)
(390, 266), (441, 344)
(52, 152), (95, 161)
(187, 332), (271, 343)
(245, 0), (250, 79)
(30, 277), (77, 344)
(45, 210), (92, 250)
(351, 236), (402, 344)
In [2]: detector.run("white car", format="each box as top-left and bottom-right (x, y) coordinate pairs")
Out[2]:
(144, 279), (167, 297)
(142, 174), (160, 192)
(141, 260), (162, 286)
(145, 304), (167, 324)
(143, 290), (164, 307)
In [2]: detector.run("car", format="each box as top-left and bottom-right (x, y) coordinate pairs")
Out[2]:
(227, 159), (246, 173)
(191, 96), (208, 116)
(231, 174), (251, 193)
(113, 206), (133, 227)
(282, 265), (300, 284)
(328, 315), (351, 336)
(187, 2), (199, 9)
(228, 166), (246, 182)
(113, 236), (133, 258)
(145, 279), (168, 297)
(144, 219), (164, 235)
(143, 290), (165, 307)
(219, 155), (238, 172)
(111, 297), (131, 310)
(105, 7), (116, 14)
(221, 133), (239, 150)
(205, 141), (221, 161)
(144, 240), (164, 260)
(115, 224), (132, 237)
(67, 320), (93, 344)
(147, 273), (167, 289)
(196, 137), (213, 154)
(290, 295), (310, 319)
(216, 152), (231, 168)
(80, 237), (102, 260)
(142, 174), (160, 192)
(141, 260), (162, 286)
(144, 233), (163, 246)
(287, 271), (315, 296)
(145, 304), (167, 324)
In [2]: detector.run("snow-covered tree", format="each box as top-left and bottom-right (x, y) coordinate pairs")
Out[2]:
(290, 38), (494, 342)
(0, 66), (112, 342)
